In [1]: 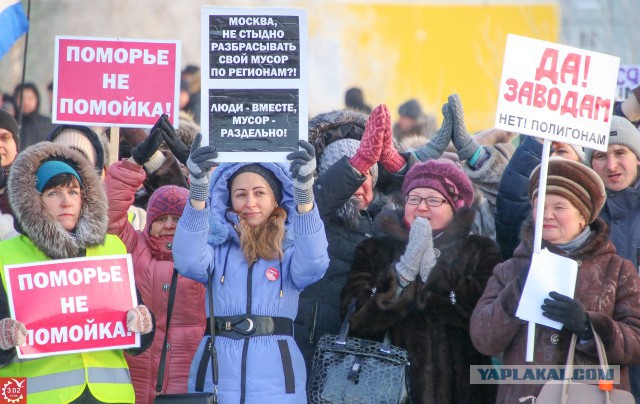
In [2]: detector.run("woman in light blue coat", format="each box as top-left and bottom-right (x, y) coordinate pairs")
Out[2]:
(172, 136), (329, 403)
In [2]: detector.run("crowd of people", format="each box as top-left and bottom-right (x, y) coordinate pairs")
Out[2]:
(2, 69), (640, 404)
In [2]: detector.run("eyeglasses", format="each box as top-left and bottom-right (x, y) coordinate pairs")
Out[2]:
(404, 195), (448, 207)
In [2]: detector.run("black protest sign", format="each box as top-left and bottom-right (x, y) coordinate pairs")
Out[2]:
(209, 88), (299, 152)
(209, 15), (300, 79)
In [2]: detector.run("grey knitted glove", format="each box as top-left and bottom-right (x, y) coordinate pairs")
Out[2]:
(449, 94), (481, 161)
(413, 103), (453, 161)
(286, 140), (316, 205)
(419, 220), (436, 282)
(187, 133), (218, 201)
(396, 217), (432, 283)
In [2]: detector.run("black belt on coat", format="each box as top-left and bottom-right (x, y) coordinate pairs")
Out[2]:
(205, 315), (293, 339)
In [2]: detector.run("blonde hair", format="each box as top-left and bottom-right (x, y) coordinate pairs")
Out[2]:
(237, 207), (287, 263)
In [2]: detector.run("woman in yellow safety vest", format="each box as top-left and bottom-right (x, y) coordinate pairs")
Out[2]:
(0, 142), (155, 404)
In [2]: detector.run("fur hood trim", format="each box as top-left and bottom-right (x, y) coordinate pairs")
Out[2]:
(207, 162), (295, 248)
(308, 109), (368, 157)
(8, 142), (108, 259)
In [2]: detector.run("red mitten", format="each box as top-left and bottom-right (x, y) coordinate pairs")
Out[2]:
(349, 104), (388, 174)
(126, 305), (153, 334)
(0, 318), (27, 350)
(378, 104), (406, 172)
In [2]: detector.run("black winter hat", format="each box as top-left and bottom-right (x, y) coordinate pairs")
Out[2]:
(0, 109), (19, 149)
(228, 164), (283, 204)
(398, 99), (423, 120)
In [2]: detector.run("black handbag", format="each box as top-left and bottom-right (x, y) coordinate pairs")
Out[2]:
(307, 298), (411, 404)
(154, 268), (219, 404)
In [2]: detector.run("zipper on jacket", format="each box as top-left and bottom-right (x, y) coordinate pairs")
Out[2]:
(239, 261), (254, 404)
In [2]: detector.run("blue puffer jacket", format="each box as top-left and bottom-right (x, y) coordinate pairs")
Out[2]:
(495, 135), (542, 259)
(600, 178), (640, 268)
(173, 162), (329, 404)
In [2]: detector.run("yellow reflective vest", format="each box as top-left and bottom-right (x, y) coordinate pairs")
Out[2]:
(0, 234), (136, 404)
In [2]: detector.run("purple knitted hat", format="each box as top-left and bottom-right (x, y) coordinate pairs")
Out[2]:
(145, 185), (189, 233)
(401, 160), (474, 211)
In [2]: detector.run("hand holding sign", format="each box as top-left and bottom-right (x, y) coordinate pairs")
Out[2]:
(542, 291), (592, 340)
(187, 133), (218, 202)
(286, 140), (316, 205)
(0, 318), (27, 350)
(126, 305), (153, 334)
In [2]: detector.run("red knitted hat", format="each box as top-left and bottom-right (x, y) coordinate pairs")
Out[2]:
(401, 160), (474, 211)
(145, 185), (189, 233)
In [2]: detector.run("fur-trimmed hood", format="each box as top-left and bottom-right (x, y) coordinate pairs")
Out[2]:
(308, 109), (368, 157)
(207, 162), (295, 247)
(8, 142), (108, 259)
(514, 215), (614, 262)
(373, 205), (477, 244)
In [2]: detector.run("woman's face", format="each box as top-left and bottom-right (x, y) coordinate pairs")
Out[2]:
(41, 182), (82, 231)
(230, 172), (277, 227)
(551, 142), (581, 162)
(403, 187), (454, 231)
(533, 194), (586, 244)
(149, 214), (180, 237)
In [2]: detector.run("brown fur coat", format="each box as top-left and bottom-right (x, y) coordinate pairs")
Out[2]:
(341, 207), (501, 403)
(470, 217), (640, 403)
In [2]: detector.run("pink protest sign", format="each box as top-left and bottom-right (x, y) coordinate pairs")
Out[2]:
(3, 254), (139, 359)
(53, 36), (181, 127)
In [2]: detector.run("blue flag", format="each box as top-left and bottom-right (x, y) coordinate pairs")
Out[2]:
(0, 0), (29, 60)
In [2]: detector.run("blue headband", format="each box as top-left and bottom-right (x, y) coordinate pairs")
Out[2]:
(35, 161), (82, 192)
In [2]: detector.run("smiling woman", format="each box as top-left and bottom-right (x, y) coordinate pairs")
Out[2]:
(172, 149), (330, 402)
(470, 158), (640, 403)
(340, 160), (501, 403)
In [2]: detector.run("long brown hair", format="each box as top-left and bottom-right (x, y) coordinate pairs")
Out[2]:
(237, 206), (287, 263)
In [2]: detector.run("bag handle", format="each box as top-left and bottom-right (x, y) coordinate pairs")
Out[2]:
(207, 266), (219, 396)
(336, 299), (356, 345)
(155, 268), (219, 401)
(562, 325), (611, 404)
(156, 269), (179, 394)
(336, 298), (394, 354)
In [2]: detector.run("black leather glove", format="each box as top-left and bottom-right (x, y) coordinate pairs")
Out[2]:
(541, 291), (592, 340)
(131, 116), (165, 165)
(158, 114), (190, 165)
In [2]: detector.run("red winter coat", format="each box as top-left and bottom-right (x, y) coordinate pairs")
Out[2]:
(105, 159), (206, 404)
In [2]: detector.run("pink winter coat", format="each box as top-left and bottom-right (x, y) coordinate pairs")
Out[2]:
(105, 159), (206, 404)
